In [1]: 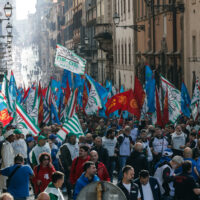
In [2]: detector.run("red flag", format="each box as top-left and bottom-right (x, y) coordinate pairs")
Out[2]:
(38, 82), (43, 125)
(134, 76), (145, 109)
(127, 90), (141, 119)
(105, 90), (132, 116)
(23, 87), (30, 100)
(64, 80), (71, 105)
(163, 87), (169, 126)
(155, 88), (163, 127)
(82, 82), (88, 111)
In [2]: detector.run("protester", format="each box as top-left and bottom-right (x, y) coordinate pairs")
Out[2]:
(45, 171), (64, 200)
(73, 161), (99, 200)
(69, 145), (90, 186)
(0, 129), (15, 192)
(95, 119), (106, 137)
(90, 150), (110, 181)
(85, 133), (93, 148)
(0, 154), (33, 200)
(32, 152), (56, 197)
(134, 170), (161, 200)
(58, 133), (79, 199)
(117, 165), (141, 200)
(30, 135), (51, 166)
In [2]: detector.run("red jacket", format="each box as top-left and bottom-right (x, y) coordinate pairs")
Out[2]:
(96, 162), (110, 181)
(32, 164), (56, 195)
(70, 156), (90, 185)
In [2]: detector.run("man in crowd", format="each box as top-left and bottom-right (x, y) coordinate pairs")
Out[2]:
(73, 161), (99, 200)
(91, 136), (109, 168)
(102, 128), (117, 182)
(90, 150), (110, 181)
(70, 145), (90, 186)
(0, 193), (14, 200)
(85, 133), (93, 148)
(117, 165), (141, 200)
(154, 155), (184, 200)
(58, 133), (79, 199)
(117, 126), (133, 181)
(174, 160), (200, 200)
(0, 129), (15, 192)
(95, 119), (106, 137)
(126, 142), (148, 179)
(0, 154), (33, 200)
(37, 192), (50, 200)
(134, 170), (161, 200)
(30, 135), (51, 167)
(12, 129), (27, 162)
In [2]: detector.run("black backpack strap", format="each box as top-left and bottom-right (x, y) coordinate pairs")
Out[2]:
(7, 165), (21, 187)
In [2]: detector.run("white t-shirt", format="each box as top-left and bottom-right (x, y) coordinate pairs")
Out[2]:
(122, 183), (141, 198)
(142, 182), (154, 200)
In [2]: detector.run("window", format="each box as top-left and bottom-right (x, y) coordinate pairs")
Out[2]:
(121, 0), (123, 16)
(118, 44), (120, 64)
(192, 35), (197, 57)
(163, 15), (167, 36)
(122, 44), (124, 64)
(129, 43), (131, 65)
(128, 0), (130, 12)
(124, 0), (126, 13)
(125, 43), (127, 65)
(138, 0), (140, 18)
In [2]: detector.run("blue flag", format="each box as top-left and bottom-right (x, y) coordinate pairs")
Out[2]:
(61, 70), (72, 89)
(51, 79), (62, 108)
(181, 82), (191, 118)
(145, 66), (155, 113)
(73, 74), (82, 89)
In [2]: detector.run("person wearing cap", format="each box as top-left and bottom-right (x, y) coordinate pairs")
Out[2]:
(57, 133), (79, 199)
(154, 155), (184, 199)
(26, 136), (35, 165)
(12, 129), (27, 162)
(30, 135), (51, 167)
(0, 129), (15, 191)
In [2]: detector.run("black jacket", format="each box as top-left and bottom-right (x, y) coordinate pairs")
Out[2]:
(134, 177), (162, 200)
(126, 151), (148, 178)
(117, 180), (140, 200)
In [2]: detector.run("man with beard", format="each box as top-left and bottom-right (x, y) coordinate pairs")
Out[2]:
(58, 133), (79, 199)
(73, 161), (99, 200)
(102, 128), (117, 182)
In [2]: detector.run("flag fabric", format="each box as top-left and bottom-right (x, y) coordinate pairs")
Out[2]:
(45, 82), (52, 106)
(154, 87), (163, 127)
(43, 98), (50, 124)
(66, 88), (78, 118)
(85, 75), (102, 115)
(0, 92), (13, 127)
(190, 78), (200, 120)
(51, 79), (62, 108)
(162, 87), (169, 127)
(51, 93), (61, 124)
(25, 84), (36, 116)
(38, 82), (44, 125)
(57, 114), (84, 141)
(145, 66), (155, 113)
(55, 44), (86, 75)
(181, 82), (191, 118)
(161, 76), (181, 123)
(16, 101), (40, 136)
(82, 82), (89, 111)
(134, 76), (146, 110)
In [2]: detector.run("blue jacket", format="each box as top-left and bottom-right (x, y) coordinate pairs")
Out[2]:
(73, 173), (99, 200)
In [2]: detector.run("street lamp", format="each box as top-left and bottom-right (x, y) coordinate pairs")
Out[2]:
(7, 34), (12, 43)
(113, 12), (145, 32)
(84, 37), (89, 45)
(6, 22), (12, 34)
(4, 2), (12, 19)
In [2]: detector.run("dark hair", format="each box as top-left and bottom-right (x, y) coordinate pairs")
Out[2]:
(52, 171), (64, 183)
(182, 160), (192, 173)
(122, 165), (133, 174)
(39, 152), (51, 164)
(14, 154), (24, 164)
(107, 128), (114, 136)
(80, 145), (89, 152)
(83, 161), (95, 172)
(139, 170), (149, 178)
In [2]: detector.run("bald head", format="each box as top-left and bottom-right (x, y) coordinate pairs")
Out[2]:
(183, 147), (192, 158)
(90, 150), (98, 163)
(134, 142), (143, 152)
(37, 192), (50, 200)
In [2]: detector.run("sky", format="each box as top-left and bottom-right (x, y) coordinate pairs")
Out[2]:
(16, 0), (36, 20)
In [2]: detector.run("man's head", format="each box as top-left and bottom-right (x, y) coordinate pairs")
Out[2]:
(170, 155), (184, 169)
(99, 119), (104, 127)
(79, 145), (89, 158)
(189, 132), (197, 141)
(0, 193), (14, 200)
(155, 127), (162, 138)
(14, 154), (24, 164)
(68, 134), (76, 145)
(4, 130), (15, 143)
(83, 161), (97, 177)
(139, 170), (150, 185)
(14, 129), (22, 140)
(175, 125), (182, 135)
(86, 133), (93, 144)
(106, 128), (115, 139)
(124, 126), (131, 136)
(37, 192), (50, 200)
(134, 142), (143, 153)
(52, 171), (64, 188)
(43, 126), (51, 136)
(90, 150), (99, 163)
(122, 165), (134, 182)
(183, 147), (193, 158)
(38, 135), (47, 147)
(94, 136), (102, 148)
(140, 129), (147, 141)
(182, 160), (192, 174)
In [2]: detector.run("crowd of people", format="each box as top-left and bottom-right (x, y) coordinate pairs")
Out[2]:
(0, 113), (200, 200)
